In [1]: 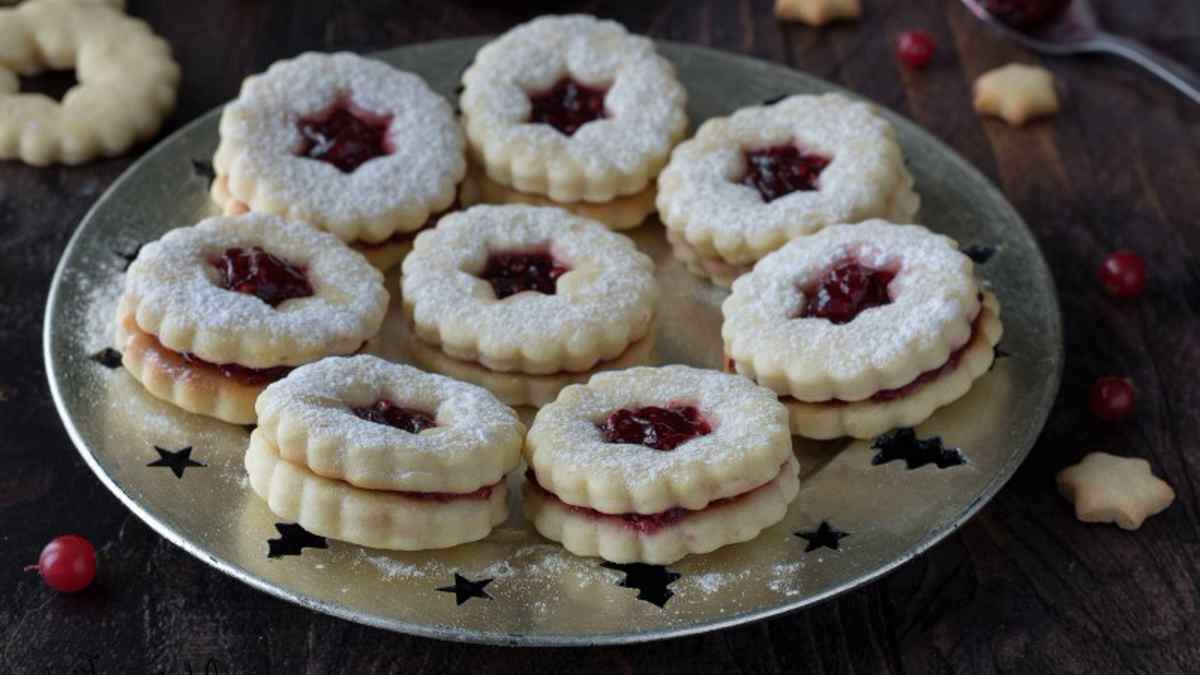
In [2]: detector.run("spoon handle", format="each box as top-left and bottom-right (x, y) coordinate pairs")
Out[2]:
(1092, 33), (1200, 104)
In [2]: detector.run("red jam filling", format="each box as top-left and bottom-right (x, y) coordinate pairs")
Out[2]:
(741, 145), (831, 202)
(798, 260), (896, 325)
(598, 405), (712, 451)
(480, 250), (569, 299)
(351, 400), (437, 434)
(297, 103), (392, 173)
(525, 463), (786, 535)
(180, 352), (294, 387)
(212, 246), (314, 308)
(527, 78), (609, 136)
(983, 0), (1070, 29)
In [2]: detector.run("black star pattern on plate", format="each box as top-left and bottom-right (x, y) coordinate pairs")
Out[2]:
(962, 244), (997, 264)
(191, 158), (216, 187)
(796, 521), (849, 552)
(267, 523), (328, 559)
(115, 242), (143, 271)
(601, 562), (681, 608)
(90, 348), (123, 369)
(762, 93), (789, 106)
(146, 446), (205, 479)
(871, 428), (966, 470)
(436, 573), (493, 606)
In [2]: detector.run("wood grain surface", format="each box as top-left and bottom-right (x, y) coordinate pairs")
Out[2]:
(2, 1), (1198, 673)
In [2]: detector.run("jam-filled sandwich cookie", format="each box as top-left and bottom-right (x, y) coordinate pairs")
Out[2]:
(523, 366), (798, 564)
(246, 356), (524, 550)
(402, 204), (657, 407)
(211, 52), (467, 269)
(722, 221), (1003, 440)
(658, 94), (920, 288)
(115, 213), (388, 425)
(460, 15), (687, 227)
(0, 0), (179, 166)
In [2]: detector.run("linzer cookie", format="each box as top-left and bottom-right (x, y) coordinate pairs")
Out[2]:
(246, 356), (524, 550)
(658, 94), (919, 287)
(401, 204), (657, 406)
(115, 213), (388, 424)
(212, 52), (467, 269)
(523, 365), (798, 564)
(722, 221), (1002, 439)
(460, 15), (687, 228)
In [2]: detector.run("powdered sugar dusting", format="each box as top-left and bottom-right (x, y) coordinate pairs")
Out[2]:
(123, 213), (388, 368)
(657, 94), (918, 265)
(461, 15), (687, 184)
(721, 221), (981, 402)
(216, 52), (465, 242)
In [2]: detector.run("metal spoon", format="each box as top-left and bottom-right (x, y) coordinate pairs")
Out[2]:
(961, 0), (1200, 104)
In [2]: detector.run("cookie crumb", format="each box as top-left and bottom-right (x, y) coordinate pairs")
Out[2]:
(973, 63), (1059, 126)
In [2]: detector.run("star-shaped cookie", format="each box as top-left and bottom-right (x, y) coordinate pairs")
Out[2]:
(973, 63), (1059, 126)
(775, 0), (861, 26)
(1056, 452), (1175, 530)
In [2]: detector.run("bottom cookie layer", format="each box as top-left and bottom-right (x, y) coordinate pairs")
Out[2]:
(523, 456), (800, 564)
(245, 431), (509, 550)
(406, 333), (656, 407)
(116, 298), (265, 424)
(781, 292), (1004, 439)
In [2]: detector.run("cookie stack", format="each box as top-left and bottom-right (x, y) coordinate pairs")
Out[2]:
(246, 356), (525, 550)
(401, 204), (658, 407)
(460, 15), (688, 230)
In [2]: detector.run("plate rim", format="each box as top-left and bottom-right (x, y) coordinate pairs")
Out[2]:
(43, 36), (1063, 647)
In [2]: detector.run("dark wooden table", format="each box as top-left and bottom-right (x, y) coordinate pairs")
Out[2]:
(3, 1), (1198, 672)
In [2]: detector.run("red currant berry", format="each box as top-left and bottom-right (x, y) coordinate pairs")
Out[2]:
(27, 535), (97, 593)
(897, 30), (936, 69)
(1097, 250), (1146, 299)
(1089, 376), (1136, 422)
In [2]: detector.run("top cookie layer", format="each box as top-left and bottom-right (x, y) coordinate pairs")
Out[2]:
(657, 94), (918, 265)
(525, 365), (794, 514)
(214, 52), (465, 244)
(402, 204), (657, 375)
(123, 213), (388, 368)
(256, 355), (525, 493)
(461, 14), (688, 202)
(722, 221), (980, 402)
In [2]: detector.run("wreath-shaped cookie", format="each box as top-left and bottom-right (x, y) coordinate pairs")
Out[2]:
(0, 0), (179, 165)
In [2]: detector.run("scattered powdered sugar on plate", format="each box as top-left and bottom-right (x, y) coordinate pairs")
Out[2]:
(359, 551), (438, 580)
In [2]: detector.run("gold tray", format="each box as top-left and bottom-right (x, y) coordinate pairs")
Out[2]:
(44, 38), (1062, 645)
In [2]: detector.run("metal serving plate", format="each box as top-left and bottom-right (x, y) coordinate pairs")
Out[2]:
(43, 38), (1062, 646)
